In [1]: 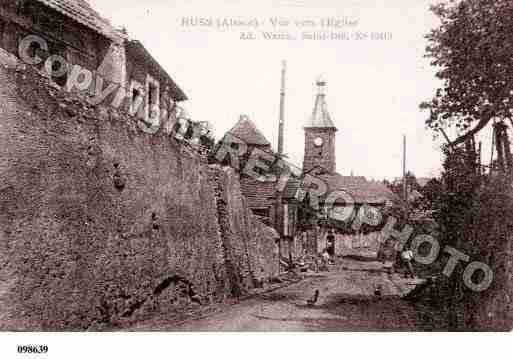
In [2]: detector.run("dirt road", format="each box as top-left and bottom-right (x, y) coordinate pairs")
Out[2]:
(129, 259), (447, 331)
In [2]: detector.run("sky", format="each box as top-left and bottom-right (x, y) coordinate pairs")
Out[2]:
(88, 0), (452, 180)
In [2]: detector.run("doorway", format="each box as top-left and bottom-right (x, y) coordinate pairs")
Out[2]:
(327, 235), (335, 256)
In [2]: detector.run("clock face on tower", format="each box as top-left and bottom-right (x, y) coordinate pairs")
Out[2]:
(314, 137), (324, 147)
(303, 130), (336, 173)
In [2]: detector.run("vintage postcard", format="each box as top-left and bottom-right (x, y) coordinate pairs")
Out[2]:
(0, 0), (512, 351)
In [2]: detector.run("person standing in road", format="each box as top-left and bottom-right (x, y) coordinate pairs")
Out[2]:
(321, 250), (330, 272)
(401, 248), (415, 279)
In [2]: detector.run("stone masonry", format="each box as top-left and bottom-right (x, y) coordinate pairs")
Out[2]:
(0, 60), (278, 330)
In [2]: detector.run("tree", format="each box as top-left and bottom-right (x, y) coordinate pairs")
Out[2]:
(417, 178), (443, 208)
(385, 171), (421, 198)
(417, 0), (513, 330)
(421, 0), (513, 144)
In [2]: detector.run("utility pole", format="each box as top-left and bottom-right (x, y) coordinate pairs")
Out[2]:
(277, 60), (287, 274)
(278, 60), (286, 156)
(478, 141), (483, 176)
(403, 135), (408, 219)
(490, 123), (496, 176)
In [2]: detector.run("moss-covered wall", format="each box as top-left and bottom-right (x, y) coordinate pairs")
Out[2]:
(0, 62), (228, 330)
(0, 61), (279, 330)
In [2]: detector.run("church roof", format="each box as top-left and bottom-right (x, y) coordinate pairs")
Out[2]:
(36, 0), (120, 40)
(304, 78), (337, 129)
(316, 173), (397, 205)
(228, 116), (271, 146)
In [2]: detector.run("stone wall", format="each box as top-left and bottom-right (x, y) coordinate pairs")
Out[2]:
(209, 166), (279, 293)
(0, 62), (278, 330)
(334, 232), (382, 258)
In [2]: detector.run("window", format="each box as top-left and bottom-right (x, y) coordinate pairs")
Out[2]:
(49, 56), (68, 87)
(40, 39), (68, 88)
(145, 75), (160, 123)
(148, 83), (156, 105)
(132, 88), (140, 105)
(129, 80), (145, 116)
(0, 18), (5, 49)
(252, 208), (270, 225)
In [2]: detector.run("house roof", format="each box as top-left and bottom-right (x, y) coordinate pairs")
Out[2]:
(228, 116), (271, 146)
(304, 79), (337, 129)
(36, 0), (120, 40)
(240, 177), (276, 209)
(408, 189), (424, 202)
(315, 173), (397, 205)
(125, 40), (188, 102)
(239, 172), (397, 214)
(416, 177), (432, 188)
(283, 177), (302, 199)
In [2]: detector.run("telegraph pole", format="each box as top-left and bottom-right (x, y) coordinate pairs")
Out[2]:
(278, 60), (286, 156)
(277, 60), (287, 273)
(403, 135), (408, 219)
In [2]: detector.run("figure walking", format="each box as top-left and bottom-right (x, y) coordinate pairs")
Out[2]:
(401, 248), (415, 279)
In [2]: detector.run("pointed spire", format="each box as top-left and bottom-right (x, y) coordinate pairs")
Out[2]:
(304, 76), (337, 129)
(316, 75), (326, 95)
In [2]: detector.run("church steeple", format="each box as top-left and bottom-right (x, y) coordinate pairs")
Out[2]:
(304, 77), (337, 129)
(303, 77), (338, 173)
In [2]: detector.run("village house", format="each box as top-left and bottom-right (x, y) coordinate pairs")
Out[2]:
(299, 78), (397, 257)
(220, 77), (398, 264)
(0, 0), (283, 329)
(219, 115), (306, 264)
(226, 115), (276, 224)
(0, 0), (187, 124)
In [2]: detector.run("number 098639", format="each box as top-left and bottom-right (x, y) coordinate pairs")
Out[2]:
(17, 345), (49, 354)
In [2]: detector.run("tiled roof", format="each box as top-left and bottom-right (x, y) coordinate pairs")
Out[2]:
(240, 177), (276, 209)
(253, 170), (397, 205)
(228, 117), (271, 146)
(416, 177), (432, 188)
(315, 173), (397, 205)
(36, 0), (119, 40)
(283, 177), (302, 199)
(126, 40), (188, 102)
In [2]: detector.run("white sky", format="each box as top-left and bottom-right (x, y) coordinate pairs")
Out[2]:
(88, 0), (452, 180)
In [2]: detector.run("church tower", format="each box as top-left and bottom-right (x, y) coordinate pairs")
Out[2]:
(303, 77), (338, 173)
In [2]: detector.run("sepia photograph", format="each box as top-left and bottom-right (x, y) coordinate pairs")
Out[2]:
(0, 0), (511, 357)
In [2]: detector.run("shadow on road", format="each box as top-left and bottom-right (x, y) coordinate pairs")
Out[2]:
(341, 255), (379, 262)
(256, 292), (302, 302)
(305, 293), (451, 331)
